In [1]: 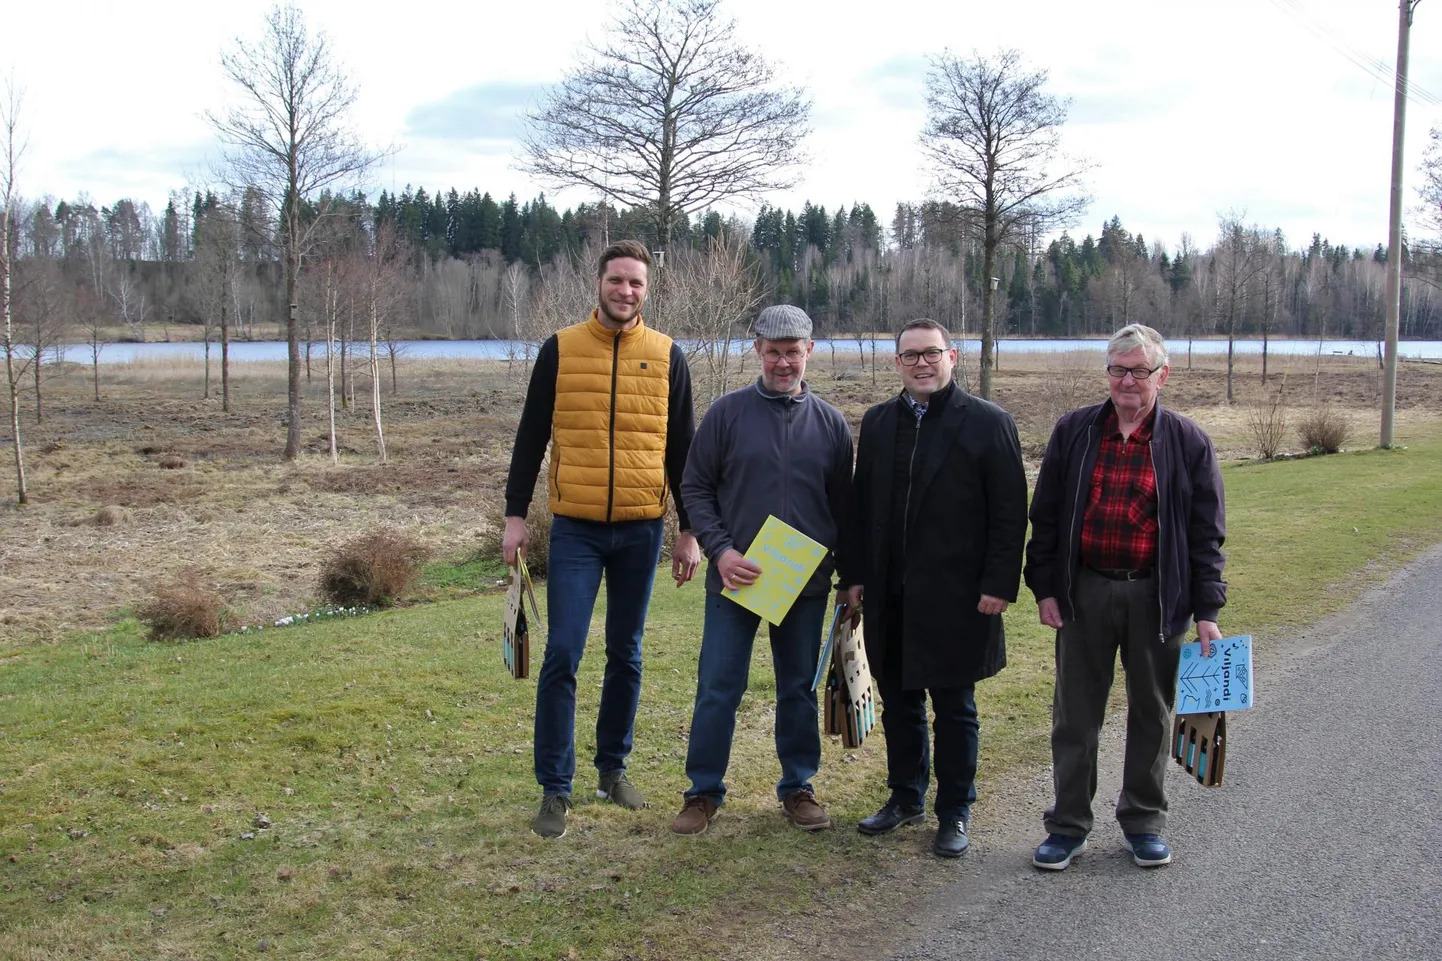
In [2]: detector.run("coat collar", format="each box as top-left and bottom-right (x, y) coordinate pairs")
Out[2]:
(585, 308), (647, 344)
(870, 380), (972, 514)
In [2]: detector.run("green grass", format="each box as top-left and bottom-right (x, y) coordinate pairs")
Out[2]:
(4, 424), (1442, 960)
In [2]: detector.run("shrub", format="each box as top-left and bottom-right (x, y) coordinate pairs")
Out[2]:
(138, 575), (228, 640)
(1244, 383), (1289, 460)
(1020, 352), (1095, 457)
(320, 527), (430, 608)
(1297, 405), (1350, 454)
(94, 505), (131, 526)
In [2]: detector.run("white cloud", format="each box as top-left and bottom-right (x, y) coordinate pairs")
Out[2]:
(3, 0), (1437, 250)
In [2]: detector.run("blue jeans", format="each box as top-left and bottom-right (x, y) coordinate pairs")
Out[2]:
(684, 592), (826, 804)
(533, 515), (663, 797)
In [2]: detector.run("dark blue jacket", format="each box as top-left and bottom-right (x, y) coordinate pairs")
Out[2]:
(1023, 399), (1227, 639)
(681, 379), (853, 597)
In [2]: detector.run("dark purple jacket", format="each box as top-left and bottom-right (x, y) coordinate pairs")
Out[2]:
(1023, 399), (1227, 639)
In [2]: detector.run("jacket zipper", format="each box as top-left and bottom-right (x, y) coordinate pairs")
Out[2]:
(1063, 423), (1092, 614)
(1149, 437), (1165, 643)
(605, 332), (620, 523)
(783, 399), (794, 524)
(901, 404), (923, 581)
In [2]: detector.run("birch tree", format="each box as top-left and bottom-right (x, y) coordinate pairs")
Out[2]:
(1, 78), (28, 503)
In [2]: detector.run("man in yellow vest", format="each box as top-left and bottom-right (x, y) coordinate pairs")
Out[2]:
(503, 240), (701, 839)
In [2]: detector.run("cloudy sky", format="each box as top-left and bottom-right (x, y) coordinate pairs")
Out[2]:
(4, 0), (1440, 252)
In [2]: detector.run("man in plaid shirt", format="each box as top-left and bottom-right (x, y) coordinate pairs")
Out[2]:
(1023, 324), (1227, 871)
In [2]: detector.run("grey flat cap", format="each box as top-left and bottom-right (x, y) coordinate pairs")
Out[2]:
(753, 304), (813, 340)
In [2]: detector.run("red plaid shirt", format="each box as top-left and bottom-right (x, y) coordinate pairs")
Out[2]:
(1080, 408), (1158, 571)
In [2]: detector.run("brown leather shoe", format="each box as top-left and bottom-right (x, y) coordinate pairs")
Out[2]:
(782, 789), (831, 830)
(670, 795), (719, 835)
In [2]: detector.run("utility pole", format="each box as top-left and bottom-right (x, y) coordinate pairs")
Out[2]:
(1381, 0), (1421, 447)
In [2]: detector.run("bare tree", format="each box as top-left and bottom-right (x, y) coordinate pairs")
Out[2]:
(207, 3), (384, 460)
(1214, 214), (1271, 403)
(1420, 122), (1442, 242)
(361, 221), (407, 462)
(193, 194), (242, 410)
(520, 0), (810, 248)
(1, 78), (28, 503)
(502, 262), (530, 378)
(665, 232), (762, 403)
(526, 251), (595, 372)
(921, 48), (1091, 398)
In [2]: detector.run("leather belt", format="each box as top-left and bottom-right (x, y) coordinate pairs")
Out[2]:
(1085, 565), (1153, 582)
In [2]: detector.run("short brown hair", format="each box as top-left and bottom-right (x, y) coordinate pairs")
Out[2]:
(896, 318), (952, 350)
(597, 240), (653, 277)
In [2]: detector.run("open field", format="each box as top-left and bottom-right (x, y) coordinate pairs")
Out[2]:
(4, 347), (1441, 645)
(3, 348), (1442, 959)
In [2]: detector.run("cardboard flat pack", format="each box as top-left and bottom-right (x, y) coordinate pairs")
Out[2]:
(819, 607), (876, 748)
(1173, 711), (1227, 787)
(502, 556), (542, 680)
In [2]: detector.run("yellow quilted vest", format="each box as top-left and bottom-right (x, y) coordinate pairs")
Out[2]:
(548, 310), (674, 522)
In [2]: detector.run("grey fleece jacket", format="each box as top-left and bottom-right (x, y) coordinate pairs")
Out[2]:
(680, 378), (854, 597)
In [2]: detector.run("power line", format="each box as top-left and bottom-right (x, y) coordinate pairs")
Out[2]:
(1269, 0), (1440, 108)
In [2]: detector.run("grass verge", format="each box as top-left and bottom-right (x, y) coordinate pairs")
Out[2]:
(3, 425), (1442, 960)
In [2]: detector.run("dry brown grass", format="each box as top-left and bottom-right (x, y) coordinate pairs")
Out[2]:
(93, 505), (130, 526)
(2, 349), (1439, 646)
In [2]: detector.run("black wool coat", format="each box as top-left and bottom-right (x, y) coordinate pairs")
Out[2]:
(839, 385), (1030, 691)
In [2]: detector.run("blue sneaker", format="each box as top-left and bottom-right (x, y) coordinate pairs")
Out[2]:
(1032, 833), (1087, 870)
(1124, 833), (1172, 867)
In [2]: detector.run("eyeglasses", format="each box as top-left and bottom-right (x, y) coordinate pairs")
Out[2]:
(761, 348), (806, 364)
(1106, 364), (1162, 380)
(898, 348), (947, 366)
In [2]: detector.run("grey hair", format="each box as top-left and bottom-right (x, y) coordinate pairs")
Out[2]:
(1106, 324), (1169, 368)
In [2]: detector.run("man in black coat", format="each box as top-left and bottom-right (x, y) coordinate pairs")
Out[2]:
(837, 318), (1029, 857)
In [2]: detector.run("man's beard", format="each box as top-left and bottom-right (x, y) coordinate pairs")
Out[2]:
(599, 299), (638, 325)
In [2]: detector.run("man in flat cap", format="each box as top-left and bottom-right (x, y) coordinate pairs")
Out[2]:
(670, 304), (854, 835)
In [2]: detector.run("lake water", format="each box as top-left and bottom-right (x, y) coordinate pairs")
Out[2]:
(56, 336), (1442, 365)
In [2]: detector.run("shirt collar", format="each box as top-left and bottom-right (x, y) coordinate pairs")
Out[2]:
(1102, 403), (1157, 441)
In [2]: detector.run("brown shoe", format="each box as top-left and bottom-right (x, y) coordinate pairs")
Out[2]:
(670, 795), (719, 836)
(782, 789), (831, 830)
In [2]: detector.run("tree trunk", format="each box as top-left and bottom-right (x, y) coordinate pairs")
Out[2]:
(31, 346), (42, 424)
(369, 275), (386, 464)
(4, 354), (22, 504)
(1226, 308), (1236, 403)
(221, 274), (231, 414)
(285, 248), (301, 459)
(326, 317), (338, 464)
(980, 235), (997, 399)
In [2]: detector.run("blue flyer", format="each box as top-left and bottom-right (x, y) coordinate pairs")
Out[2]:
(1175, 634), (1254, 715)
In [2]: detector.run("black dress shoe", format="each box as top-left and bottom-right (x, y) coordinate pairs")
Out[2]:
(857, 801), (926, 836)
(932, 819), (970, 857)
